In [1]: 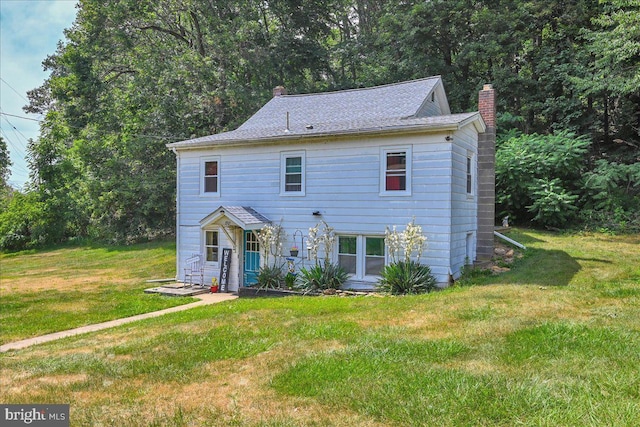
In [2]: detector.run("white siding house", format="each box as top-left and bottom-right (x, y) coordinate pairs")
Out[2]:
(167, 76), (494, 290)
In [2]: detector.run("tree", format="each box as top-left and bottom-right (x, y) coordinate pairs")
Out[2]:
(0, 136), (13, 211)
(577, 0), (640, 145)
(0, 136), (11, 190)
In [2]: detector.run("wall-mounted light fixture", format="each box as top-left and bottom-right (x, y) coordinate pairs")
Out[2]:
(312, 211), (321, 216)
(445, 135), (453, 142)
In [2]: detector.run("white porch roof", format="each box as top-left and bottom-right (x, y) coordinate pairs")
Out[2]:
(199, 206), (271, 230)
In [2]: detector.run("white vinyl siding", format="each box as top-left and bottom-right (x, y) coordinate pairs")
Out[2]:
(175, 125), (480, 287)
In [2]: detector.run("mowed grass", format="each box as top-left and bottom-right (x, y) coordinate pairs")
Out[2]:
(1, 230), (639, 426)
(0, 240), (195, 344)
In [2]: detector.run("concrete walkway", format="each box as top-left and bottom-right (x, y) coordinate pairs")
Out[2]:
(0, 293), (238, 353)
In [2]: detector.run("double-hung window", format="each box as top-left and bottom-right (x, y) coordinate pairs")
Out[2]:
(205, 230), (219, 262)
(338, 235), (386, 280)
(281, 151), (305, 195)
(381, 146), (412, 195)
(201, 157), (220, 195)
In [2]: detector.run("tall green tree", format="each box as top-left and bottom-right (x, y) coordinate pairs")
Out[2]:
(577, 0), (640, 146)
(0, 136), (13, 210)
(15, 0), (637, 245)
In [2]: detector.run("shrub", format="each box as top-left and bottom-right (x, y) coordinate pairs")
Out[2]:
(527, 178), (579, 228)
(297, 263), (348, 292)
(496, 131), (590, 226)
(377, 260), (436, 295)
(256, 264), (285, 289)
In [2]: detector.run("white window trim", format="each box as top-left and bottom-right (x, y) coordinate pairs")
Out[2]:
(280, 150), (306, 196)
(380, 146), (412, 196)
(337, 234), (386, 281)
(466, 150), (475, 199)
(203, 228), (220, 265)
(200, 156), (221, 197)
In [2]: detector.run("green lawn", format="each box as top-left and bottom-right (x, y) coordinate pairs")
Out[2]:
(1, 230), (639, 426)
(0, 240), (195, 344)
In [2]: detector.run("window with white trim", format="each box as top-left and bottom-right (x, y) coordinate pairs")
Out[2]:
(205, 230), (219, 262)
(337, 235), (386, 279)
(281, 151), (305, 195)
(338, 236), (357, 274)
(381, 146), (412, 195)
(466, 152), (473, 195)
(201, 157), (220, 195)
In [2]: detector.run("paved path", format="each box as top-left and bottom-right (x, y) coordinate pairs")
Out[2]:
(0, 293), (238, 353)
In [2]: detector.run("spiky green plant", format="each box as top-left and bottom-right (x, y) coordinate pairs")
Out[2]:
(297, 263), (348, 292)
(256, 264), (285, 289)
(377, 260), (436, 294)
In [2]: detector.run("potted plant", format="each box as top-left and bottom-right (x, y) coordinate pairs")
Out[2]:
(290, 245), (299, 257)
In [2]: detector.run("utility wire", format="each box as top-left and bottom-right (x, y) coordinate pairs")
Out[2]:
(0, 127), (28, 158)
(0, 77), (30, 104)
(0, 111), (188, 141)
(0, 111), (41, 122)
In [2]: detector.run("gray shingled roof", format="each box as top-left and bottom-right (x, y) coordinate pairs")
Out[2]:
(168, 76), (483, 149)
(200, 206), (271, 230)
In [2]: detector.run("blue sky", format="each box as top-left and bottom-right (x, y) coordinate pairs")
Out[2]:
(1, 0), (78, 189)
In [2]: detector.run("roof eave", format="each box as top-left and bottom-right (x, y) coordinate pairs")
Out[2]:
(167, 120), (478, 151)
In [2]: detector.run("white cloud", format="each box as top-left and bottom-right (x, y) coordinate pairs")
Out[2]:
(0, 0), (77, 188)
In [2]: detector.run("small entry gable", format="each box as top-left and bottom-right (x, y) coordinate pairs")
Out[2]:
(200, 206), (271, 230)
(200, 206), (270, 248)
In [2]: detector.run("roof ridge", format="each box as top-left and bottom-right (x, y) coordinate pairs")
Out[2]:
(278, 75), (441, 98)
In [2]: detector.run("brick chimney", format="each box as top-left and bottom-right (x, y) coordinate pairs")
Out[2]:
(273, 86), (287, 97)
(476, 84), (496, 261)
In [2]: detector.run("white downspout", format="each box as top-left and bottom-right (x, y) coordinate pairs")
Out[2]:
(494, 231), (527, 250)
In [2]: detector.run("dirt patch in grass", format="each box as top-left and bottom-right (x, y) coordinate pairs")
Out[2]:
(0, 270), (138, 293)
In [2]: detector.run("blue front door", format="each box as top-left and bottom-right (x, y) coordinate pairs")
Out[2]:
(244, 231), (260, 286)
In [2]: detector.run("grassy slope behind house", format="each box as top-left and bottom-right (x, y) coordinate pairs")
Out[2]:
(0, 240), (195, 345)
(1, 230), (639, 426)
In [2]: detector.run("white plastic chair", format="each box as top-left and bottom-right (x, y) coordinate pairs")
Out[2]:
(184, 254), (204, 287)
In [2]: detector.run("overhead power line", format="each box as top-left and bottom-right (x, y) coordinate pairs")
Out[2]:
(0, 111), (188, 141)
(0, 111), (41, 122)
(0, 77), (30, 103)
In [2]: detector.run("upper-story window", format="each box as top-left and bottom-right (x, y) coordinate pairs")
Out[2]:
(381, 146), (412, 196)
(281, 151), (305, 195)
(201, 157), (220, 195)
(466, 155), (473, 195)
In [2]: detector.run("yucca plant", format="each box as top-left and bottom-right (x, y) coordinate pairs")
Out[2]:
(377, 260), (436, 295)
(297, 263), (348, 292)
(256, 264), (285, 289)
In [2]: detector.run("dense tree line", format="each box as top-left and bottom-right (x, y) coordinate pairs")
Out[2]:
(1, 0), (638, 249)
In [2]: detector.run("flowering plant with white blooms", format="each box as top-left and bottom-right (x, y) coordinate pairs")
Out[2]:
(307, 220), (336, 266)
(379, 218), (434, 295)
(256, 223), (286, 267)
(385, 218), (426, 264)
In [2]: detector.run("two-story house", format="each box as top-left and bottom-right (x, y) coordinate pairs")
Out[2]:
(167, 76), (496, 290)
